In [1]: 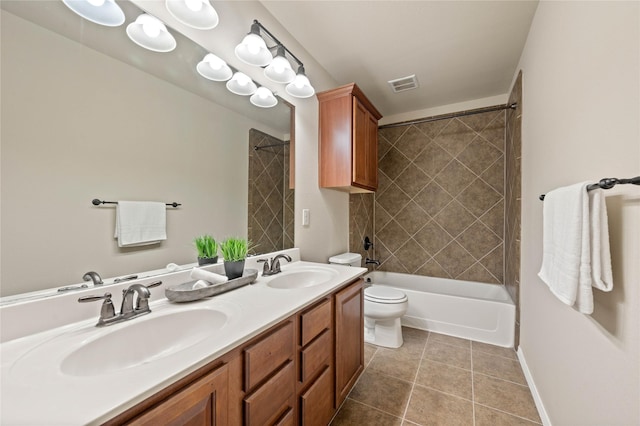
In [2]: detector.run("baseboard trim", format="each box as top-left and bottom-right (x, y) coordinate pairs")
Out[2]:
(517, 346), (552, 426)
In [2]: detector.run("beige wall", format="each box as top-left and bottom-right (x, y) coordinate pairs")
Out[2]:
(517, 2), (639, 424)
(0, 11), (282, 295)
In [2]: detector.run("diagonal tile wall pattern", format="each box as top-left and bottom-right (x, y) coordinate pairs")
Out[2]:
(248, 129), (294, 254)
(361, 109), (506, 284)
(349, 193), (375, 271)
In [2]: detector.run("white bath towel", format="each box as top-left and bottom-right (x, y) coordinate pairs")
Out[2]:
(538, 182), (613, 314)
(114, 201), (167, 247)
(190, 267), (229, 285)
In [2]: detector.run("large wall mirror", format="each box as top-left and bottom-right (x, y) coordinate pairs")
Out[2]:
(0, 0), (294, 298)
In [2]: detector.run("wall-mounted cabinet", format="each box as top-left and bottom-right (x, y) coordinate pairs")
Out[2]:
(318, 83), (383, 193)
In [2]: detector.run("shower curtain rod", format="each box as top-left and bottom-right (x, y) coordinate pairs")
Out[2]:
(254, 141), (290, 151)
(378, 103), (517, 129)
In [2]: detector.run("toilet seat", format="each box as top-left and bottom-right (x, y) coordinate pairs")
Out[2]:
(364, 286), (408, 304)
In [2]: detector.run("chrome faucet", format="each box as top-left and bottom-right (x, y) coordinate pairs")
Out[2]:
(120, 283), (152, 318)
(257, 254), (292, 276)
(82, 271), (103, 286)
(78, 280), (161, 327)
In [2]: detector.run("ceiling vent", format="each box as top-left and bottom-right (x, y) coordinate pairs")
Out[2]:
(388, 74), (419, 93)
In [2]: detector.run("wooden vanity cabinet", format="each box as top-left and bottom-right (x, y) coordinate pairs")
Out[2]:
(334, 279), (364, 407)
(317, 83), (382, 193)
(105, 279), (364, 426)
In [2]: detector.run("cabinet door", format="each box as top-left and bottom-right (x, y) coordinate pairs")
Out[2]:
(300, 366), (333, 426)
(128, 364), (229, 426)
(352, 98), (378, 190)
(334, 280), (364, 407)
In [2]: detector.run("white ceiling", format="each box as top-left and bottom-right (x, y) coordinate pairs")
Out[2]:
(261, 1), (539, 118)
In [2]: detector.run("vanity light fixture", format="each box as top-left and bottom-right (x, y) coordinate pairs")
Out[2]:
(236, 20), (315, 98)
(196, 53), (232, 81)
(226, 72), (257, 96)
(250, 87), (278, 108)
(61, 0), (125, 27)
(264, 45), (295, 84)
(165, 0), (219, 30)
(286, 66), (315, 98)
(126, 14), (177, 53)
(235, 22), (272, 66)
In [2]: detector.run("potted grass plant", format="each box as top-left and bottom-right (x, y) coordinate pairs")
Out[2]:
(194, 234), (219, 266)
(219, 237), (251, 279)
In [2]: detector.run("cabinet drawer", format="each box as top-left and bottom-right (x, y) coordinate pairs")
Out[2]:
(300, 366), (334, 426)
(300, 298), (331, 347)
(300, 329), (331, 384)
(244, 321), (294, 391)
(244, 361), (295, 426)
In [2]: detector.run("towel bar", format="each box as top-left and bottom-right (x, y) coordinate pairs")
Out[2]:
(92, 199), (181, 207)
(539, 176), (640, 200)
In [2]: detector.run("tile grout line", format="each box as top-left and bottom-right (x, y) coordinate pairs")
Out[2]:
(474, 402), (543, 425)
(400, 332), (431, 424)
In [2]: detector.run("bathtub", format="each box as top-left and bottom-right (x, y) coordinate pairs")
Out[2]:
(364, 271), (515, 348)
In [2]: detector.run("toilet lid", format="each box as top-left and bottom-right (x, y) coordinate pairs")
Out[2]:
(365, 286), (408, 303)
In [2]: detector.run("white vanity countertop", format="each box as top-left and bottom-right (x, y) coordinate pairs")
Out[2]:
(0, 252), (367, 425)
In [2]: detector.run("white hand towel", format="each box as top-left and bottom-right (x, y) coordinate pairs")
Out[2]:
(114, 201), (167, 247)
(589, 189), (614, 292)
(538, 183), (614, 314)
(190, 267), (229, 285)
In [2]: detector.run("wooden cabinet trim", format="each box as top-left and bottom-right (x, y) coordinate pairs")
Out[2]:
(334, 279), (365, 407)
(317, 83), (382, 120)
(300, 298), (331, 347)
(244, 361), (295, 426)
(300, 366), (334, 426)
(126, 363), (229, 426)
(243, 320), (294, 392)
(300, 328), (331, 384)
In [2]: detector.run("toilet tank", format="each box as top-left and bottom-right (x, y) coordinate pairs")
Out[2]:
(328, 252), (362, 267)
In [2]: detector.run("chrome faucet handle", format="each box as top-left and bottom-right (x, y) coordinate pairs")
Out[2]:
(78, 292), (116, 326)
(145, 280), (162, 289)
(82, 271), (103, 286)
(257, 258), (272, 275)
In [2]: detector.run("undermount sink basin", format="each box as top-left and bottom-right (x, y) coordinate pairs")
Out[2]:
(60, 308), (229, 377)
(266, 266), (338, 290)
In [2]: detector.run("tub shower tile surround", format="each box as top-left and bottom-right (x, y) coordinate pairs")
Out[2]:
(505, 72), (523, 349)
(349, 193), (374, 269)
(350, 109), (506, 285)
(331, 329), (541, 426)
(248, 129), (294, 253)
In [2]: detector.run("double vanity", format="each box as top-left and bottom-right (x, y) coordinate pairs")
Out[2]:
(0, 249), (367, 425)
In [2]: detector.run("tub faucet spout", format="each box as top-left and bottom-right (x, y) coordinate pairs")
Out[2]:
(365, 258), (380, 266)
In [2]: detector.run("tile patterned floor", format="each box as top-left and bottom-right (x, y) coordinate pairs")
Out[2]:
(331, 327), (542, 426)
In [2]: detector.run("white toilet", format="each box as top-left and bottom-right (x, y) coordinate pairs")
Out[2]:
(328, 252), (409, 349)
(363, 285), (408, 348)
